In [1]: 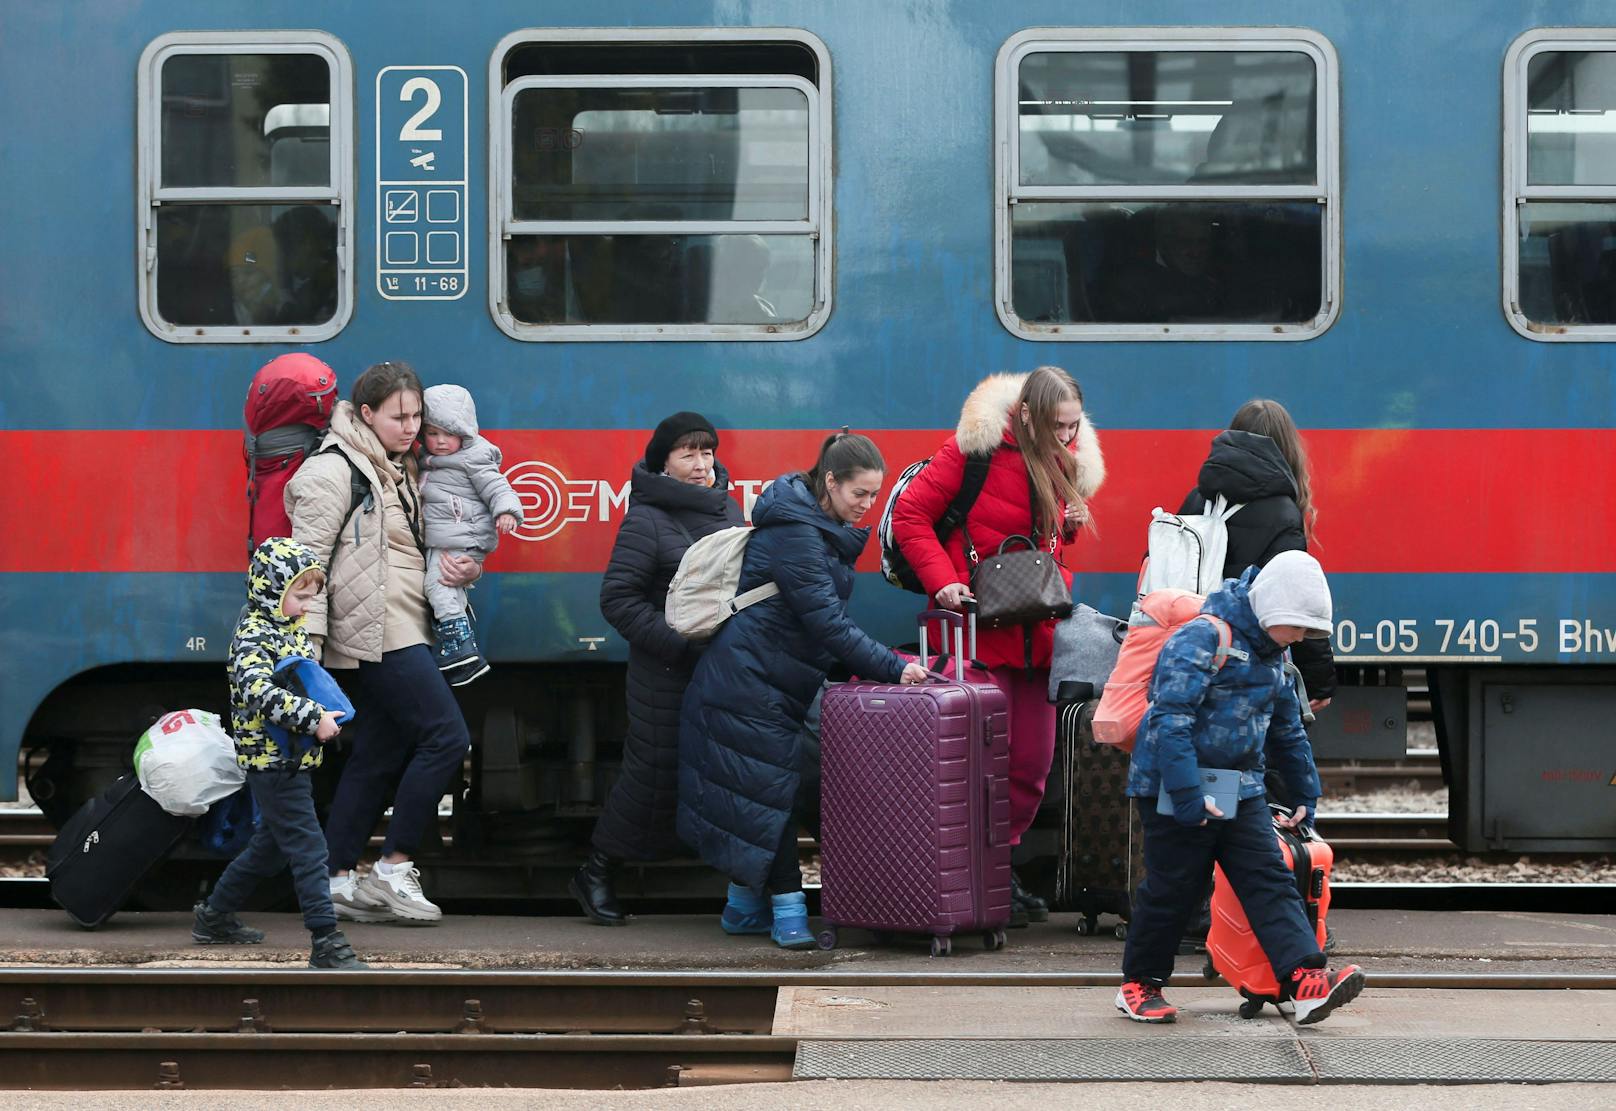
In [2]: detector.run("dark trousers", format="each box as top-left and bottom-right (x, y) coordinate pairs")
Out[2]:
(1123, 795), (1320, 986)
(325, 645), (470, 871)
(210, 770), (335, 932)
(766, 819), (802, 894)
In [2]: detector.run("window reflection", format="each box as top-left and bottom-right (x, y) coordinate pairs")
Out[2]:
(1018, 51), (1316, 187)
(1010, 201), (1322, 325)
(160, 54), (330, 188)
(506, 233), (813, 325)
(510, 86), (809, 222)
(1527, 52), (1616, 186)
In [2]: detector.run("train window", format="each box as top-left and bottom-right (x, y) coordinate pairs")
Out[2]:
(1505, 32), (1616, 339)
(490, 29), (831, 340)
(995, 30), (1341, 341)
(137, 33), (354, 343)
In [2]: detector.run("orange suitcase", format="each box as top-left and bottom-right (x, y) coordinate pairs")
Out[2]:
(1204, 810), (1332, 1018)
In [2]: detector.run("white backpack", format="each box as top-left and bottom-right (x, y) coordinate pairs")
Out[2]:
(1138, 494), (1244, 596)
(664, 526), (780, 640)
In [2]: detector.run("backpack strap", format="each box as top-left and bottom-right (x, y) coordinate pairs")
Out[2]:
(1194, 614), (1247, 670)
(315, 444), (376, 557)
(729, 582), (780, 614)
(938, 451), (992, 538)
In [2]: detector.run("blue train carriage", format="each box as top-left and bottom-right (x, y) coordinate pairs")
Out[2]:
(1, 4), (1614, 906)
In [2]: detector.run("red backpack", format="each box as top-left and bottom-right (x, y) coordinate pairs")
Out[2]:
(244, 354), (339, 555)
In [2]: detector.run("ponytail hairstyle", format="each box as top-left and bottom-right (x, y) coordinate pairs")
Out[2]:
(350, 359), (425, 474)
(802, 427), (886, 507)
(1016, 366), (1086, 540)
(1229, 398), (1317, 543)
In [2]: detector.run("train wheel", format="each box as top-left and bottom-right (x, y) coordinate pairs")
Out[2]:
(816, 926), (838, 951)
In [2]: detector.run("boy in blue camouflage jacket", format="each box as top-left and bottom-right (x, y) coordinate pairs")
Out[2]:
(1115, 551), (1364, 1025)
(190, 537), (366, 970)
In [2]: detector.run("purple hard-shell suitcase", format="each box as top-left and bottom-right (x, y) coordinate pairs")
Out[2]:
(817, 608), (1013, 957)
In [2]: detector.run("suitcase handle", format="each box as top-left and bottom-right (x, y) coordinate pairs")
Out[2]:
(918, 604), (978, 678)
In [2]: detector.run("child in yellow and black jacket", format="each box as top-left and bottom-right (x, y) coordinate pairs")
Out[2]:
(191, 537), (366, 969)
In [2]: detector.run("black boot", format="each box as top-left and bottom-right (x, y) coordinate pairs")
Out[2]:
(1010, 870), (1049, 923)
(569, 850), (627, 926)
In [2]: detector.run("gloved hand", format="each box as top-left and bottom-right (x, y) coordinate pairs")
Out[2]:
(1169, 784), (1213, 828)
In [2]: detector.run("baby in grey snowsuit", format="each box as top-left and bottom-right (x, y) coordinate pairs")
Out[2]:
(420, 384), (524, 685)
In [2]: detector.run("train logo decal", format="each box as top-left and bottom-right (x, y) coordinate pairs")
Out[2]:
(504, 460), (600, 543)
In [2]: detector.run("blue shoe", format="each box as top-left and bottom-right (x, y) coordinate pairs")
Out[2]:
(434, 617), (490, 685)
(769, 891), (816, 950)
(720, 883), (772, 935)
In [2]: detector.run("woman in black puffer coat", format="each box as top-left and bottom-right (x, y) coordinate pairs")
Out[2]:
(1177, 398), (1337, 951)
(570, 412), (743, 926)
(1177, 399), (1335, 706)
(678, 433), (927, 949)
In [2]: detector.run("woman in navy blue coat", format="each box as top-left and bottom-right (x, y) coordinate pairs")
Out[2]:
(678, 433), (927, 949)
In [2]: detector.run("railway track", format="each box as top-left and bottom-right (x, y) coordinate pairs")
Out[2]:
(2, 968), (1612, 1090)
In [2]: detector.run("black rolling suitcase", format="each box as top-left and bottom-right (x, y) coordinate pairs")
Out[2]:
(46, 774), (193, 928)
(1054, 696), (1145, 939)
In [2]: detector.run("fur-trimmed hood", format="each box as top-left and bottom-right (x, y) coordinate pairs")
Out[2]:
(955, 373), (1106, 499)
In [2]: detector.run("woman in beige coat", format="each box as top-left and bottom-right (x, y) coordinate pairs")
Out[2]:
(287, 360), (476, 924)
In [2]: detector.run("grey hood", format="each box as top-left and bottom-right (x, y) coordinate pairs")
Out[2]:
(423, 384), (479, 441)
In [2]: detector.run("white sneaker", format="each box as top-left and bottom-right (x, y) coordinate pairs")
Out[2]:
(358, 863), (442, 923)
(330, 870), (395, 923)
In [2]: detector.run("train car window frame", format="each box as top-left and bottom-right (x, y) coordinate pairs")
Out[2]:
(137, 31), (355, 344)
(993, 27), (1342, 342)
(488, 27), (833, 342)
(1503, 29), (1616, 342)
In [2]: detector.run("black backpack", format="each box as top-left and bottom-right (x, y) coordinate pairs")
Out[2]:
(877, 451), (993, 594)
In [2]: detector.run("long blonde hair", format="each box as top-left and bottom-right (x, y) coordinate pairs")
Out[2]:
(1016, 366), (1085, 540)
(1229, 398), (1317, 542)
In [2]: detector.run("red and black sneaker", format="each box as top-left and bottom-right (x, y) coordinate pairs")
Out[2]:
(1285, 963), (1365, 1025)
(1115, 980), (1178, 1023)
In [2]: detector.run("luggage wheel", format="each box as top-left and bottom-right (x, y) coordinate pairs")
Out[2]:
(1202, 959), (1218, 980)
(1112, 921), (1128, 940)
(982, 929), (1007, 952)
(816, 926), (838, 951)
(1074, 915), (1096, 937)
(1237, 998), (1265, 1020)
(929, 935), (953, 958)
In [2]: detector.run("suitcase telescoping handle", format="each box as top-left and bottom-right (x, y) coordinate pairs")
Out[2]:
(917, 602), (978, 681)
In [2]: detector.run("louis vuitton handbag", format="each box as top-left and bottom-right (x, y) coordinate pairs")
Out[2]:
(966, 532), (1073, 630)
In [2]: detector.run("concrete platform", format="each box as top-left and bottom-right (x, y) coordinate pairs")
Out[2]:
(2, 908), (1615, 973)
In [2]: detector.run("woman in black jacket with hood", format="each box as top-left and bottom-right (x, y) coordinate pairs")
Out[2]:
(570, 412), (743, 926)
(1177, 399), (1337, 951)
(1179, 399), (1335, 708)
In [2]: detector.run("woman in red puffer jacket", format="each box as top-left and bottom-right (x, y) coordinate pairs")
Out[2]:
(890, 366), (1105, 919)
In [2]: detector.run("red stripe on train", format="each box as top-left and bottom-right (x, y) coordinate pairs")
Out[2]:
(1, 428), (1611, 574)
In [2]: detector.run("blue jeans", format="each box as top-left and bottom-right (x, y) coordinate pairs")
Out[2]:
(209, 769), (335, 932)
(1122, 795), (1320, 986)
(324, 645), (470, 871)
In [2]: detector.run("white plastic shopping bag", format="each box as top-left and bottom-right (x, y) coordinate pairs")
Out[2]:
(134, 709), (244, 817)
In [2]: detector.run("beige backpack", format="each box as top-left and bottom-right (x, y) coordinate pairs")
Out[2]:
(663, 526), (779, 640)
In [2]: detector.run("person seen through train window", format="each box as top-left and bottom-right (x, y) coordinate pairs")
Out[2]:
(570, 412), (743, 927)
(889, 367), (1105, 926)
(285, 361), (476, 925)
(677, 432), (927, 949)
